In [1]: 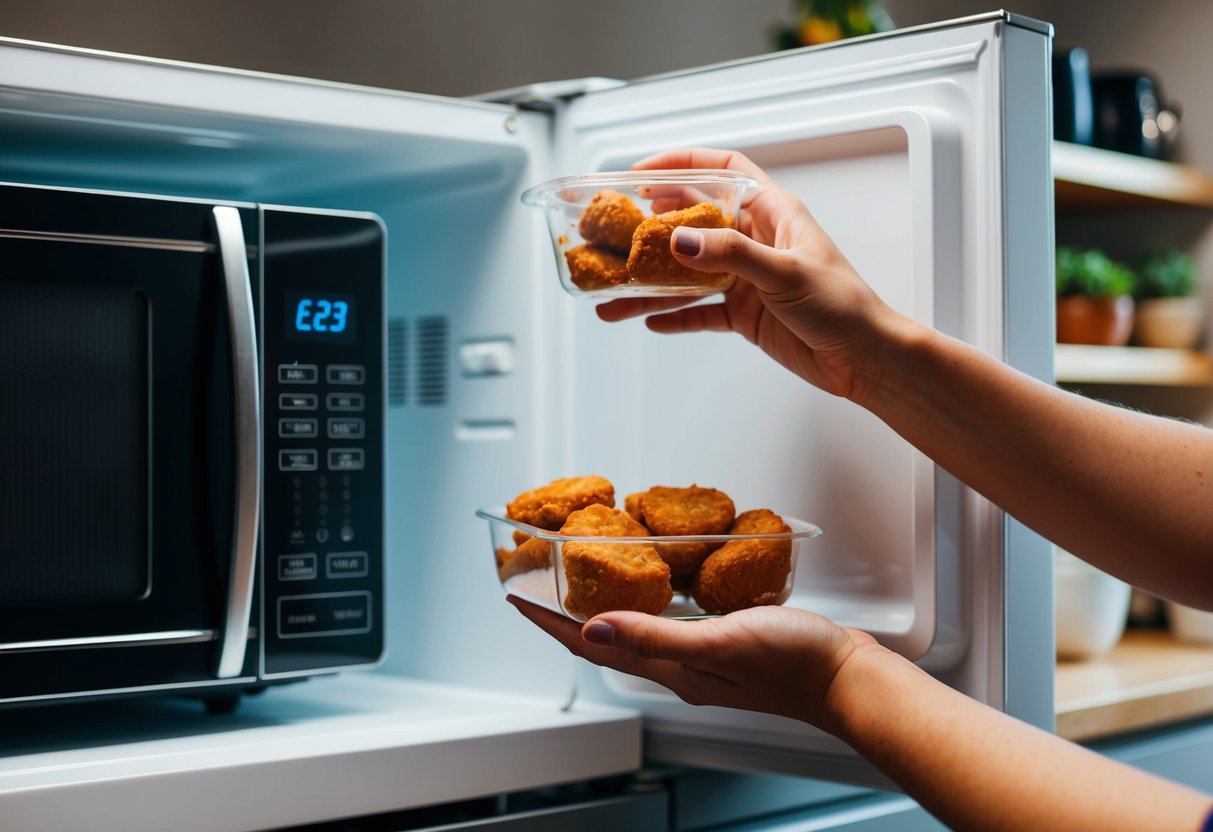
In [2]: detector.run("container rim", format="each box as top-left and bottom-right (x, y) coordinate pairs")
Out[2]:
(476, 506), (822, 542)
(520, 169), (759, 205)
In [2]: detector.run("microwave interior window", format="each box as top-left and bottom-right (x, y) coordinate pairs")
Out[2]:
(0, 282), (149, 605)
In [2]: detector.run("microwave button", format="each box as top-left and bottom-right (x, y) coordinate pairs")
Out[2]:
(278, 592), (372, 638)
(326, 551), (368, 579)
(279, 364), (319, 384)
(327, 364), (365, 385)
(327, 392), (365, 412)
(327, 418), (365, 440)
(328, 448), (364, 471)
(280, 393), (318, 411)
(279, 553), (317, 581)
(277, 419), (317, 439)
(279, 449), (318, 471)
(279, 418), (318, 438)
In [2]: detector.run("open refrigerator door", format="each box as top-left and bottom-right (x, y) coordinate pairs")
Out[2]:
(546, 11), (1055, 786)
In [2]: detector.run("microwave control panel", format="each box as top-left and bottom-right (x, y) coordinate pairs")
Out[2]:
(259, 208), (385, 677)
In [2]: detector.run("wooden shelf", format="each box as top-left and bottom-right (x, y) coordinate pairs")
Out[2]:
(1054, 141), (1213, 211)
(1055, 344), (1213, 386)
(1056, 629), (1213, 742)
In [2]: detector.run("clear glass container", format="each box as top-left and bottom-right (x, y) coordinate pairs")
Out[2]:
(477, 507), (822, 621)
(520, 170), (758, 299)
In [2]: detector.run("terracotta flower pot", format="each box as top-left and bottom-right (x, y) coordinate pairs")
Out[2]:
(1056, 295), (1135, 346)
(1132, 296), (1204, 349)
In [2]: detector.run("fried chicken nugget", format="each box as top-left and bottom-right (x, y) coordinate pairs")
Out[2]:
(506, 475), (616, 531)
(623, 491), (646, 525)
(565, 244), (630, 290)
(496, 535), (553, 582)
(579, 189), (644, 252)
(626, 202), (735, 288)
(621, 489), (706, 590)
(559, 504), (672, 618)
(692, 509), (793, 615)
(638, 485), (735, 536)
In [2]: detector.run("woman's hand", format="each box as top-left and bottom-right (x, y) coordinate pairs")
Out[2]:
(598, 147), (918, 401)
(508, 595), (885, 731)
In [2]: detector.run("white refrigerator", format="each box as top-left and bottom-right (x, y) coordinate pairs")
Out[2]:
(0, 10), (1055, 830)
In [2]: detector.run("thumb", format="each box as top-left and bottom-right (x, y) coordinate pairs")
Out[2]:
(671, 226), (796, 294)
(583, 611), (713, 666)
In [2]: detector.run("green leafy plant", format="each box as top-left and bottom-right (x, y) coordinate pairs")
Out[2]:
(1056, 246), (1136, 298)
(1135, 249), (1198, 299)
(772, 0), (894, 49)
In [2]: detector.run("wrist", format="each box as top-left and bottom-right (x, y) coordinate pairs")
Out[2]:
(816, 632), (907, 743)
(846, 310), (939, 412)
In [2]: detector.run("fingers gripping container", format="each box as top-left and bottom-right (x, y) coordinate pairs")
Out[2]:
(521, 170), (757, 299)
(478, 508), (822, 621)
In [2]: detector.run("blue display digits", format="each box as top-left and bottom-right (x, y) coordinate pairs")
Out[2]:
(294, 298), (349, 333)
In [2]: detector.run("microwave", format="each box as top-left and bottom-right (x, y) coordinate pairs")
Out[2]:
(0, 182), (385, 710)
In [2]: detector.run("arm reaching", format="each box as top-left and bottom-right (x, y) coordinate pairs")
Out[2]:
(511, 597), (1213, 832)
(603, 148), (1213, 609)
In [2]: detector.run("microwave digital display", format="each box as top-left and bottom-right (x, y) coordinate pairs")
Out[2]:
(285, 291), (357, 343)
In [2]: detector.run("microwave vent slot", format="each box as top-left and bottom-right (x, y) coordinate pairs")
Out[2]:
(415, 316), (449, 407)
(387, 318), (406, 408)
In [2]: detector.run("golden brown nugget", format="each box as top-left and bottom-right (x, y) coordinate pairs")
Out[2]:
(496, 535), (553, 582)
(638, 485), (735, 537)
(565, 244), (630, 290)
(578, 189), (644, 252)
(559, 504), (672, 617)
(654, 541), (712, 581)
(692, 509), (793, 615)
(623, 491), (646, 525)
(506, 475), (615, 531)
(626, 202), (735, 287)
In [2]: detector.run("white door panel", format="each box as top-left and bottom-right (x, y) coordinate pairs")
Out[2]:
(555, 14), (1054, 784)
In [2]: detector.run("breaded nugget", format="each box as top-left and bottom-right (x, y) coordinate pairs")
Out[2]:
(565, 244), (630, 290)
(623, 491), (646, 525)
(496, 535), (553, 582)
(559, 502), (647, 538)
(692, 509), (793, 614)
(638, 485), (735, 537)
(626, 202), (735, 287)
(654, 541), (711, 581)
(579, 189), (644, 252)
(506, 475), (615, 531)
(559, 504), (672, 617)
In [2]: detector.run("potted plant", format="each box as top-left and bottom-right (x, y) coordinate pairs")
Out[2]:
(771, 0), (894, 49)
(1055, 246), (1137, 346)
(1132, 249), (1204, 349)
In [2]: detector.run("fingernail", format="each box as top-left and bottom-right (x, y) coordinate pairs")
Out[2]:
(582, 620), (616, 646)
(672, 227), (702, 257)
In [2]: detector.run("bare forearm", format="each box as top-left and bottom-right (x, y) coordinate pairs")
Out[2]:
(826, 646), (1212, 832)
(852, 314), (1213, 608)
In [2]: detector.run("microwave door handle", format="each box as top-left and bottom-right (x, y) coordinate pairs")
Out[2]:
(212, 206), (262, 679)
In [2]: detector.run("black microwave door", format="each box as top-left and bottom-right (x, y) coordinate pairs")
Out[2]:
(0, 196), (252, 700)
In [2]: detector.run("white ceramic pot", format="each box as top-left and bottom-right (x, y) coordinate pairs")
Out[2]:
(1133, 296), (1204, 349)
(1166, 601), (1213, 645)
(1054, 546), (1131, 660)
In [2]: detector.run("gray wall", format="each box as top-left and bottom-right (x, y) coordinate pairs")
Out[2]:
(3, 1), (1207, 169)
(3, 1), (1206, 166)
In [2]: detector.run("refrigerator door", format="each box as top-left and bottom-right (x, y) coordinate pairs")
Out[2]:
(552, 12), (1055, 785)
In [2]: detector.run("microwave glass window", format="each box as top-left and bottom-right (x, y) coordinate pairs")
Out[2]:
(285, 291), (357, 344)
(0, 283), (149, 605)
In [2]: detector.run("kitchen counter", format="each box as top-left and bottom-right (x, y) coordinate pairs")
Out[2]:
(1055, 629), (1213, 742)
(0, 673), (641, 832)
